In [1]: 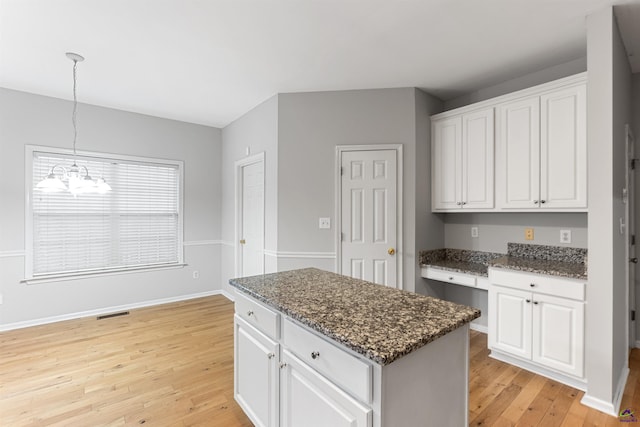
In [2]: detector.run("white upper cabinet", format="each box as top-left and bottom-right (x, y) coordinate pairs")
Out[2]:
(497, 83), (587, 210)
(539, 84), (587, 209)
(432, 116), (462, 210)
(431, 73), (587, 213)
(432, 108), (494, 211)
(497, 96), (541, 209)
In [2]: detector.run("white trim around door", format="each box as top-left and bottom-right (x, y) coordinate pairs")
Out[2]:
(235, 152), (266, 278)
(335, 144), (403, 289)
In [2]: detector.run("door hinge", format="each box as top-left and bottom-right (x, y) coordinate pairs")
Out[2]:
(632, 310), (636, 321)
(632, 159), (639, 170)
(632, 234), (636, 246)
(341, 232), (344, 242)
(340, 167), (344, 176)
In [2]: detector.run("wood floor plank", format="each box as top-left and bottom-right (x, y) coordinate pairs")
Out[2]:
(1, 297), (638, 426)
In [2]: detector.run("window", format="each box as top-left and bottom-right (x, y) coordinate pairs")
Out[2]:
(26, 146), (183, 280)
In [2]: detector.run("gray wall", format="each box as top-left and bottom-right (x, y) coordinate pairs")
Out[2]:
(0, 88), (222, 327)
(444, 213), (588, 252)
(220, 95), (279, 295)
(444, 57), (587, 111)
(414, 89), (446, 297)
(583, 6), (630, 411)
(276, 88), (443, 292)
(633, 72), (640, 344)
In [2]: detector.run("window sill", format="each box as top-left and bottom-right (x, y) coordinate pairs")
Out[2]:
(22, 263), (188, 285)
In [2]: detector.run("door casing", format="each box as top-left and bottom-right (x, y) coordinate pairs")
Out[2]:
(235, 152), (265, 277)
(335, 144), (403, 289)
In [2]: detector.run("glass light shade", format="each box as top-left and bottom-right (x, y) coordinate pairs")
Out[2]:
(96, 177), (112, 194)
(36, 174), (67, 192)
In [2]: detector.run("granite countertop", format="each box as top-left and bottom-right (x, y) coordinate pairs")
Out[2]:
(489, 243), (588, 280)
(230, 268), (480, 366)
(420, 244), (588, 280)
(419, 248), (503, 277)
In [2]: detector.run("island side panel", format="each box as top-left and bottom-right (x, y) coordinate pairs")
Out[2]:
(379, 324), (469, 427)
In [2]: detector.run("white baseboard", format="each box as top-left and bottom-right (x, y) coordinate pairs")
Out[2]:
(469, 322), (488, 334)
(0, 290), (229, 332)
(581, 366), (630, 417)
(489, 350), (587, 391)
(580, 394), (617, 416)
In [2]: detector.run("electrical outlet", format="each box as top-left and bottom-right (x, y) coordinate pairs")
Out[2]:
(560, 229), (572, 244)
(471, 227), (479, 238)
(319, 217), (331, 229)
(525, 228), (534, 241)
(193, 271), (199, 279)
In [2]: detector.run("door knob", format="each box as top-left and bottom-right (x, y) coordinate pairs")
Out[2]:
(388, 248), (396, 255)
(631, 258), (638, 264)
(240, 239), (246, 244)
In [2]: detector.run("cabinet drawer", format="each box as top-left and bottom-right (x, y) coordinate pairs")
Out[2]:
(423, 267), (477, 287)
(282, 318), (372, 404)
(489, 268), (585, 301)
(235, 291), (280, 340)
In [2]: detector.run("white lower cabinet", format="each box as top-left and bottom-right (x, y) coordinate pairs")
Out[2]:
(280, 349), (372, 427)
(234, 290), (471, 426)
(488, 269), (585, 387)
(234, 315), (279, 427)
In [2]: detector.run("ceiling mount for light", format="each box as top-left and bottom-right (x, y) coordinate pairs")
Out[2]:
(36, 52), (111, 195)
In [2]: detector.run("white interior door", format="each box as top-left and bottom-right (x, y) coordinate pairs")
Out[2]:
(340, 149), (398, 288)
(236, 153), (264, 277)
(626, 125), (636, 348)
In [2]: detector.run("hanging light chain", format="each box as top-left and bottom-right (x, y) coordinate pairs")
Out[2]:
(71, 58), (79, 161)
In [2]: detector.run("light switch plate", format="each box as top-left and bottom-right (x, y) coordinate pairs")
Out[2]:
(319, 217), (331, 229)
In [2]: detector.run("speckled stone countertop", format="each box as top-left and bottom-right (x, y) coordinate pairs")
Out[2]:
(230, 268), (480, 365)
(489, 243), (588, 280)
(419, 248), (503, 277)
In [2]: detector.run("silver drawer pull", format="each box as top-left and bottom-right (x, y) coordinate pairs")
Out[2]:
(247, 310), (254, 316)
(449, 276), (454, 280)
(267, 353), (275, 359)
(529, 283), (535, 288)
(311, 351), (320, 360)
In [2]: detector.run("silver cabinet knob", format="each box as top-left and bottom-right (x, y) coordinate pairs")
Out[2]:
(311, 351), (320, 360)
(529, 283), (535, 288)
(533, 200), (539, 204)
(526, 299), (531, 303)
(279, 362), (287, 369)
(267, 353), (275, 359)
(540, 200), (546, 204)
(247, 310), (254, 316)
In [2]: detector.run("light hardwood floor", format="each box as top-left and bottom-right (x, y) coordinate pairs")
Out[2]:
(1, 295), (638, 426)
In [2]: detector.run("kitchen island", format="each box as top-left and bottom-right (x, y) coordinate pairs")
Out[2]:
(230, 268), (480, 427)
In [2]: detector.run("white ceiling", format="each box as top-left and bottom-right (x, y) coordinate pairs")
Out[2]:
(1, 0), (639, 128)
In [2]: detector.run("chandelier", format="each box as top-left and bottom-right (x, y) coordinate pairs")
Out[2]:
(36, 52), (112, 195)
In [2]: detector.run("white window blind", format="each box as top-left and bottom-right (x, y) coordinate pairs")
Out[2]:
(29, 149), (182, 278)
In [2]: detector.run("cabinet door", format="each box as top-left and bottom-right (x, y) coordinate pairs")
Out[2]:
(488, 285), (532, 360)
(432, 116), (462, 210)
(234, 315), (279, 427)
(462, 108), (494, 209)
(280, 349), (372, 427)
(532, 294), (585, 378)
(540, 84), (587, 209)
(497, 97), (540, 209)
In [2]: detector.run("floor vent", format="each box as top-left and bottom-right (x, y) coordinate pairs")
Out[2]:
(97, 311), (130, 320)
